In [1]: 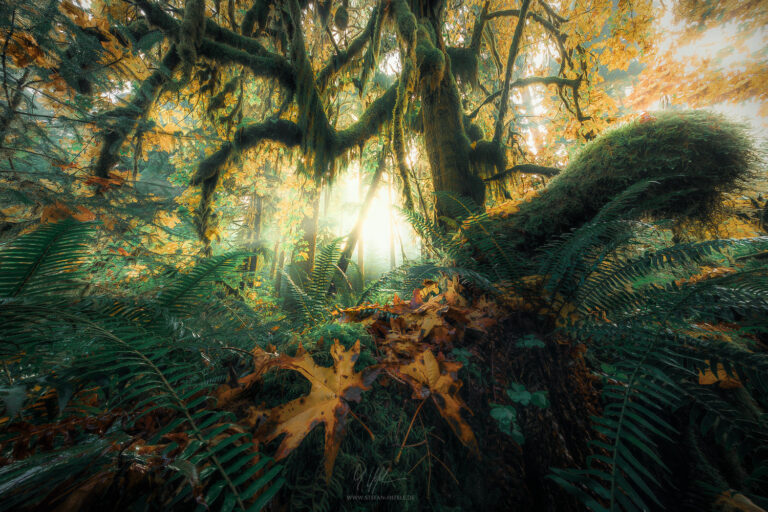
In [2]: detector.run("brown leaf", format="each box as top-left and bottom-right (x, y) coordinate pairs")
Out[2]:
(395, 350), (479, 455)
(715, 489), (766, 512)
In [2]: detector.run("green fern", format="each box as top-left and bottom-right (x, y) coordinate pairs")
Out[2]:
(0, 220), (283, 511)
(0, 218), (94, 297)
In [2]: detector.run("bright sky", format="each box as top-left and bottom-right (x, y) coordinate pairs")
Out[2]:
(654, 6), (768, 137)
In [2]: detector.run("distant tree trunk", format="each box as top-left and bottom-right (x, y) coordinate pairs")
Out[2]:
(240, 193), (262, 290)
(299, 184), (321, 275)
(274, 247), (286, 298)
(269, 236), (280, 279)
(323, 179), (331, 217)
(357, 166), (365, 283)
(337, 149), (387, 275)
(389, 173), (396, 269)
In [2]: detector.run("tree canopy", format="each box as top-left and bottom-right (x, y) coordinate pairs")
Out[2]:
(1, 1), (767, 511)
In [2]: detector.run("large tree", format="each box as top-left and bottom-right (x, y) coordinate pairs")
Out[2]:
(0, 0), (660, 243)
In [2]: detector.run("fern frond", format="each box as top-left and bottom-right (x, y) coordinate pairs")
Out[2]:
(0, 218), (94, 297)
(156, 252), (249, 315)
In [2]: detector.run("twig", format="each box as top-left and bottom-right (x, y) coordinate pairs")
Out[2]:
(395, 398), (426, 463)
(349, 409), (375, 441)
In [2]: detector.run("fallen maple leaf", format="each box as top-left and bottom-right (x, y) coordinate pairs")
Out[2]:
(255, 340), (377, 479)
(394, 349), (479, 455)
(714, 489), (765, 511)
(215, 346), (272, 407)
(698, 363), (742, 389)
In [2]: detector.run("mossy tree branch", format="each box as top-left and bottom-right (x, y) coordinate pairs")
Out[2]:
(92, 46), (180, 179)
(493, 0), (532, 145)
(135, 0), (292, 90)
(316, 3), (381, 91)
(483, 163), (561, 181)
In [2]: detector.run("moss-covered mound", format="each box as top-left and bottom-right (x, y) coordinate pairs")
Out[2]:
(510, 110), (758, 242)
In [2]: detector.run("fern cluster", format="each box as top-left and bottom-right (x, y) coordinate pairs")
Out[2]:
(399, 188), (768, 511)
(0, 219), (284, 511)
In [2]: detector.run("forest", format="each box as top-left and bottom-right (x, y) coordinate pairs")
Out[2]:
(0, 0), (767, 510)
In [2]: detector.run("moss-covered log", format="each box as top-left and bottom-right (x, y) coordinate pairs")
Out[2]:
(509, 111), (758, 243)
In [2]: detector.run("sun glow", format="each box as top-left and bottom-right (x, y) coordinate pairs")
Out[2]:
(324, 162), (422, 278)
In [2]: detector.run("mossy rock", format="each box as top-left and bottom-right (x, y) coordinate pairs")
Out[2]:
(510, 110), (758, 242)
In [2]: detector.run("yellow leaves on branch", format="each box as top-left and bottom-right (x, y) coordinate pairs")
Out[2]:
(155, 210), (181, 229)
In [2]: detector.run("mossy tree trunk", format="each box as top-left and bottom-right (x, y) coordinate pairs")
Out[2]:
(420, 65), (485, 217)
(392, 0), (486, 219)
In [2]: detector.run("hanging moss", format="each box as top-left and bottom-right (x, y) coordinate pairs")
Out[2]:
(207, 74), (241, 113)
(178, 0), (205, 64)
(463, 115), (484, 143)
(446, 46), (478, 88)
(334, 3), (349, 31)
(469, 140), (505, 180)
(509, 111), (759, 242)
(392, 58), (416, 211)
(415, 27), (445, 90)
(240, 0), (271, 36)
(392, 0), (417, 46)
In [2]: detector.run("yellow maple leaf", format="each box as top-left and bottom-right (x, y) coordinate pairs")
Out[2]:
(253, 340), (376, 479)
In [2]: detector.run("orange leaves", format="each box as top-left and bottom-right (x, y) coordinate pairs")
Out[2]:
(2, 31), (55, 69)
(215, 346), (273, 407)
(41, 201), (96, 223)
(84, 173), (125, 192)
(252, 340), (375, 479)
(337, 278), (495, 454)
(714, 489), (765, 512)
(218, 280), (496, 479)
(675, 266), (737, 287)
(698, 364), (742, 389)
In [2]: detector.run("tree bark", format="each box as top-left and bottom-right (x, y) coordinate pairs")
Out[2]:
(388, 173), (396, 269)
(416, 4), (485, 219)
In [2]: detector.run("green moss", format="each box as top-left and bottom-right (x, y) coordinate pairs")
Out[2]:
(446, 46), (478, 88)
(510, 110), (758, 241)
(463, 115), (484, 143)
(334, 5), (349, 31)
(240, 0), (272, 36)
(415, 25), (444, 89)
(392, 0), (417, 46)
(178, 0), (205, 64)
